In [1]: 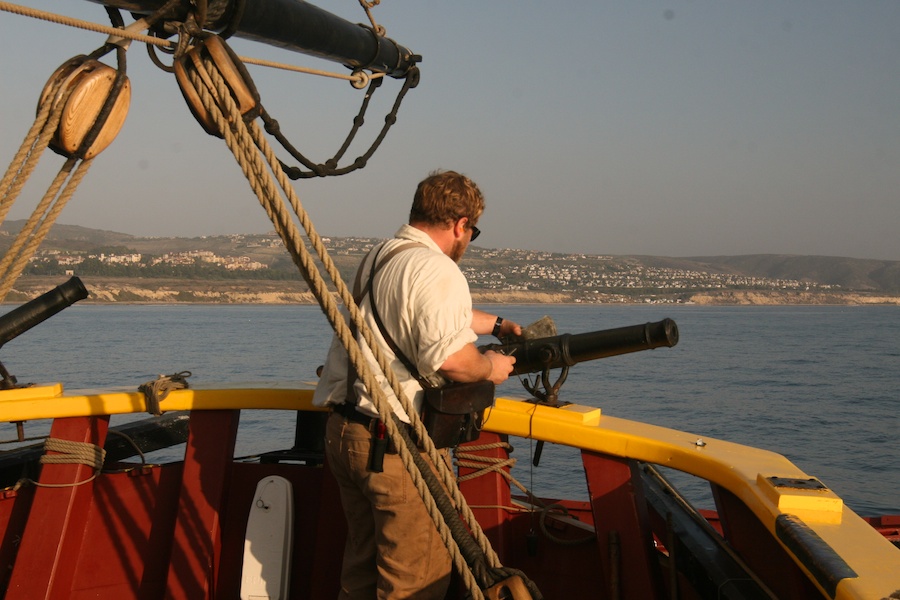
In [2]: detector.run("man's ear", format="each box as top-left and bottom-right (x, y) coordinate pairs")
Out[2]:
(452, 217), (468, 239)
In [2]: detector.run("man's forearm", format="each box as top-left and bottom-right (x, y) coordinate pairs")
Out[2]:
(438, 343), (492, 382)
(471, 309), (499, 336)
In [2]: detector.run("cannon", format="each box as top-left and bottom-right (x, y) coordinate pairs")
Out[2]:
(479, 318), (678, 409)
(481, 318), (678, 376)
(481, 317), (678, 465)
(0, 277), (89, 350)
(0, 277), (89, 390)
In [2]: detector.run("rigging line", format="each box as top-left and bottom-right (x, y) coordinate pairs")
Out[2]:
(0, 1), (169, 48)
(240, 55), (384, 84)
(0, 1), (384, 84)
(0, 158), (93, 302)
(185, 55), (493, 599)
(0, 77), (61, 221)
(237, 83), (497, 575)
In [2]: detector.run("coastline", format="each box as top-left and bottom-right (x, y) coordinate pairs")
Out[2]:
(4, 276), (899, 306)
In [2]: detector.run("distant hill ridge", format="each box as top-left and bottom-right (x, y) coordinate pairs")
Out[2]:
(2, 221), (899, 294)
(637, 254), (900, 294)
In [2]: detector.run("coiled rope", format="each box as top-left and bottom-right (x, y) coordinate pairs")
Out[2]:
(40, 437), (106, 468)
(11, 438), (107, 491)
(181, 38), (541, 599)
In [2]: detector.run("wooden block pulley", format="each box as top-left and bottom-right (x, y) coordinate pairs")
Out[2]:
(38, 57), (131, 159)
(174, 36), (258, 137)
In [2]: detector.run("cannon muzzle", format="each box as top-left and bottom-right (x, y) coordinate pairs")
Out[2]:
(481, 318), (678, 375)
(0, 277), (89, 349)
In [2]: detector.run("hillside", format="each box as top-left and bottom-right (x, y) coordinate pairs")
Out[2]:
(2, 221), (899, 304)
(637, 255), (900, 294)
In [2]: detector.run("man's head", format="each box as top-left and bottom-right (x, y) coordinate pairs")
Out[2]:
(409, 170), (484, 262)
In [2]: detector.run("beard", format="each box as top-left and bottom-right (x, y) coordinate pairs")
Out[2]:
(448, 239), (467, 263)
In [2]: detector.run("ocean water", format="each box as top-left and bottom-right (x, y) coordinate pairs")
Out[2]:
(1, 303), (897, 516)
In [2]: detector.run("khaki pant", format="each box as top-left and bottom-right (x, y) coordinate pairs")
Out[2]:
(325, 412), (452, 599)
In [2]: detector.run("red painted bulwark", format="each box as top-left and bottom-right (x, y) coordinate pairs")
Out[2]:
(5, 416), (110, 599)
(457, 433), (606, 599)
(712, 484), (821, 598)
(457, 433), (513, 557)
(165, 410), (240, 599)
(0, 487), (34, 595)
(582, 451), (664, 599)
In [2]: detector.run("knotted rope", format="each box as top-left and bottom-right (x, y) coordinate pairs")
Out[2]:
(139, 371), (192, 416)
(181, 38), (541, 599)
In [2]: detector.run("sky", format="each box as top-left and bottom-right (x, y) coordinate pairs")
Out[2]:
(1, 1), (899, 260)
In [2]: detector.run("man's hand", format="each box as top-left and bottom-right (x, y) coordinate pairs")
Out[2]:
(483, 349), (517, 384)
(439, 344), (516, 384)
(496, 319), (523, 339)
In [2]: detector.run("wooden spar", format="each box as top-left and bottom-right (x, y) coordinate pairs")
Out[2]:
(83, 0), (419, 77)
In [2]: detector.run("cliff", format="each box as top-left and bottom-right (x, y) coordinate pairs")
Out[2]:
(5, 277), (899, 305)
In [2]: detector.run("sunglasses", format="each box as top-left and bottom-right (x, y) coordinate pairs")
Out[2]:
(469, 225), (481, 242)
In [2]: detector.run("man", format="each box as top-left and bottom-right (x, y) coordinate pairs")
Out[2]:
(313, 170), (522, 599)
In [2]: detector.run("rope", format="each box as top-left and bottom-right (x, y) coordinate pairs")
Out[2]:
(455, 443), (595, 548)
(0, 158), (93, 302)
(0, 34), (127, 301)
(0, 63), (96, 301)
(0, 1), (169, 48)
(240, 55), (383, 85)
(181, 41), (541, 598)
(139, 371), (192, 416)
(105, 429), (147, 467)
(357, 0), (386, 36)
(455, 441), (532, 496)
(0, 73), (67, 224)
(40, 437), (106, 468)
(187, 59), (491, 595)
(10, 437), (107, 491)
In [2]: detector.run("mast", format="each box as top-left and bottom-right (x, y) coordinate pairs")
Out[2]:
(85, 0), (419, 77)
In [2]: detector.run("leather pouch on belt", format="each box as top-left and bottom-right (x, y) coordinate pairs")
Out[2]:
(421, 380), (495, 449)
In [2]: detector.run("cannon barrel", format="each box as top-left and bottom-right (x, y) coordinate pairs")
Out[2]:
(481, 318), (679, 375)
(86, 0), (419, 77)
(0, 277), (89, 349)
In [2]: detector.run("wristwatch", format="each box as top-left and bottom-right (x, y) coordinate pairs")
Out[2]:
(492, 316), (504, 338)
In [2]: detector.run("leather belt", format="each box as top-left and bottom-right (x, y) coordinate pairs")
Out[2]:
(331, 402), (417, 448)
(332, 401), (377, 428)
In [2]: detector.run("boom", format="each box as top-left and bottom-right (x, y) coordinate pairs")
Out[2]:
(85, 0), (419, 77)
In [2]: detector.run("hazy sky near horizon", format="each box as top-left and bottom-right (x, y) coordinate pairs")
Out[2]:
(1, 1), (899, 260)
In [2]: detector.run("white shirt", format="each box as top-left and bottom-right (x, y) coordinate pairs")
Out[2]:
(312, 224), (477, 422)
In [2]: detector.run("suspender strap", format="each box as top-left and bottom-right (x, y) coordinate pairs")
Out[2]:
(345, 241), (427, 405)
(365, 243), (433, 390)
